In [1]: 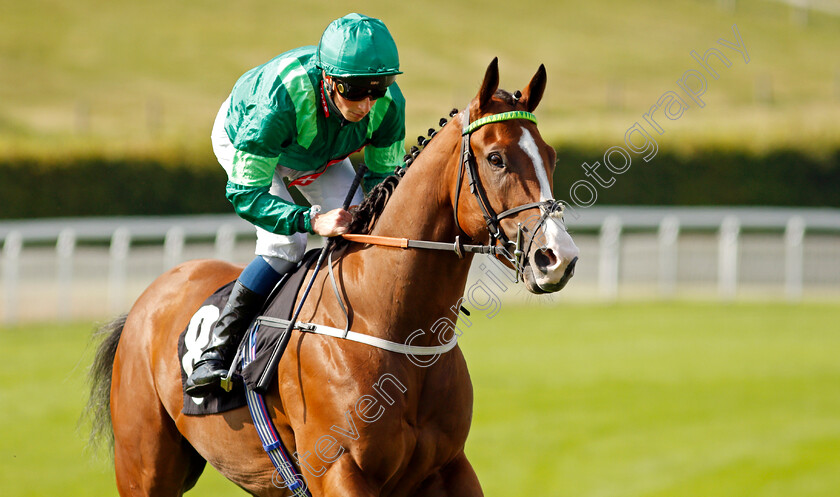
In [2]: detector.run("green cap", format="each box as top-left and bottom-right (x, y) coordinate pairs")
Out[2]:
(317, 13), (402, 78)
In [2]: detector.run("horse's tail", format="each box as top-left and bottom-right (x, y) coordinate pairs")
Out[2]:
(85, 314), (127, 454)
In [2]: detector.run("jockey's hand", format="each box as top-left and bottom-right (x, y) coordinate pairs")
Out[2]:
(311, 208), (353, 237)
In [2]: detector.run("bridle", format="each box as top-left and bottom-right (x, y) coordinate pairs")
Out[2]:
(453, 106), (565, 276)
(343, 105), (566, 278)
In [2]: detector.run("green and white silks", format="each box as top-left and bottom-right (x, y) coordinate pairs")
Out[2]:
(217, 45), (405, 236)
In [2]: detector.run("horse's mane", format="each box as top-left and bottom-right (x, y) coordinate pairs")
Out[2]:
(347, 174), (402, 235)
(331, 102), (464, 247)
(328, 167), (401, 252)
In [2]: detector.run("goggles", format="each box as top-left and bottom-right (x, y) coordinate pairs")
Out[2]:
(333, 75), (395, 101)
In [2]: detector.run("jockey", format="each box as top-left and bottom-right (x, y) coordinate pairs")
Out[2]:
(185, 13), (405, 397)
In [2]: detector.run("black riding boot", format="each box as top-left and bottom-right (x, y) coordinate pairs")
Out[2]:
(185, 281), (264, 397)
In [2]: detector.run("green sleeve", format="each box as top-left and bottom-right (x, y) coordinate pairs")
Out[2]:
(364, 139), (405, 174)
(225, 69), (298, 158)
(228, 149), (278, 188)
(363, 83), (406, 190)
(225, 182), (313, 235)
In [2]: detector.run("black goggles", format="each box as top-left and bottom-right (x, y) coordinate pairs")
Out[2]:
(334, 75), (395, 101)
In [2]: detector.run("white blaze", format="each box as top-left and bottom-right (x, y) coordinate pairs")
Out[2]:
(518, 127), (553, 201)
(517, 126), (580, 288)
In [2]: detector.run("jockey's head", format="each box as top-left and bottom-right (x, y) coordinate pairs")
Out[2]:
(317, 13), (401, 122)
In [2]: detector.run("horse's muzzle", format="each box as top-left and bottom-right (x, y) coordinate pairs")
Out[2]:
(524, 254), (578, 294)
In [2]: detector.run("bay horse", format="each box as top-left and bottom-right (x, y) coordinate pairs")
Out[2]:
(88, 58), (579, 496)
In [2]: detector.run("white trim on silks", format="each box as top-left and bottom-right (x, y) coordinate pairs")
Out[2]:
(255, 316), (459, 355)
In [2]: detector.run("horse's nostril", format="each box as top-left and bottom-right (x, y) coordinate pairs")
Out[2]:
(533, 248), (557, 274)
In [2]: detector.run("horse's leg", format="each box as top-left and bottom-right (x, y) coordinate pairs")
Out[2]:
(112, 401), (206, 496)
(112, 312), (206, 496)
(317, 456), (379, 496)
(412, 452), (483, 497)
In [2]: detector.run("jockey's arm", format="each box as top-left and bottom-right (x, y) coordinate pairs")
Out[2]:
(225, 149), (352, 237)
(363, 140), (404, 191)
(225, 150), (315, 235)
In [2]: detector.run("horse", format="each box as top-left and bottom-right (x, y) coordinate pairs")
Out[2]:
(87, 58), (579, 496)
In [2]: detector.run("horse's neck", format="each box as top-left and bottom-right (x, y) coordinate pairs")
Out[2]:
(349, 127), (474, 337)
(372, 121), (461, 242)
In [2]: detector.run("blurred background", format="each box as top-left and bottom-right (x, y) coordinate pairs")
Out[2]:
(1, 0), (838, 496)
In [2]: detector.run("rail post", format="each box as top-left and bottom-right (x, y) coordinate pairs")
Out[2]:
(109, 227), (131, 315)
(599, 216), (622, 300)
(56, 228), (76, 321)
(658, 216), (680, 298)
(718, 216), (740, 300)
(785, 216), (805, 301)
(164, 226), (185, 270)
(214, 223), (236, 261)
(2, 231), (23, 325)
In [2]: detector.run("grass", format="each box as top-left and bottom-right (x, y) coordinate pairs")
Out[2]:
(0, 320), (243, 496)
(1, 0), (839, 159)
(1, 302), (839, 495)
(462, 302), (840, 496)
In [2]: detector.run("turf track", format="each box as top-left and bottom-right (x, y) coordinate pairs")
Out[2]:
(1, 302), (838, 496)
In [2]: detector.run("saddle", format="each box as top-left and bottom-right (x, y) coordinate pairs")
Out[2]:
(178, 250), (319, 415)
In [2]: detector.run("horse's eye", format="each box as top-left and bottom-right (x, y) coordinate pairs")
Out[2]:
(487, 152), (504, 168)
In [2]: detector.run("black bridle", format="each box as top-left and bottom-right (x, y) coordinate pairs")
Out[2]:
(454, 106), (565, 277)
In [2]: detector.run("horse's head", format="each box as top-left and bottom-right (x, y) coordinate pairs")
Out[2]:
(454, 58), (579, 293)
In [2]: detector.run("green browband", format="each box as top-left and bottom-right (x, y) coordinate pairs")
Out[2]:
(463, 110), (537, 135)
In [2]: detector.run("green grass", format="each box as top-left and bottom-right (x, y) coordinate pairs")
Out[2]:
(2, 0), (839, 159)
(462, 302), (840, 496)
(1, 302), (839, 496)
(0, 320), (243, 496)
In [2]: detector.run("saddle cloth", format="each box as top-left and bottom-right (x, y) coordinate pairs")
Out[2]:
(178, 250), (319, 415)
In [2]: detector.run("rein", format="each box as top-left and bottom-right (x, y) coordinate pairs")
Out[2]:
(341, 233), (507, 258)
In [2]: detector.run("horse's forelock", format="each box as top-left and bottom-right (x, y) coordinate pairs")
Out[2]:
(492, 89), (516, 107)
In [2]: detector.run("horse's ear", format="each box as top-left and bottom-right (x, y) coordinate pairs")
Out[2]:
(520, 64), (547, 112)
(478, 58), (500, 111)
